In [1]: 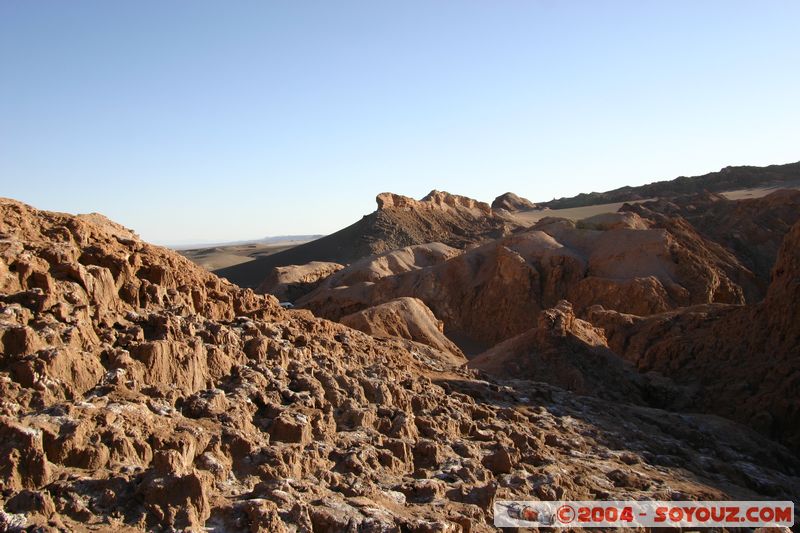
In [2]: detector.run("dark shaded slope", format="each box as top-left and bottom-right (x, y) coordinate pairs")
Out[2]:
(622, 189), (800, 299)
(591, 218), (800, 453)
(541, 161), (800, 209)
(215, 212), (381, 288)
(215, 192), (515, 288)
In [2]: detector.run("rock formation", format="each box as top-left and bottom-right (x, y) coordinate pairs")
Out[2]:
(542, 160), (800, 209)
(299, 211), (752, 349)
(491, 192), (537, 212)
(318, 242), (462, 289)
(257, 261), (344, 302)
(217, 191), (512, 288)
(340, 297), (465, 360)
(376, 190), (491, 215)
(2, 197), (799, 530)
(589, 219), (800, 452)
(470, 301), (653, 404)
(622, 189), (800, 299)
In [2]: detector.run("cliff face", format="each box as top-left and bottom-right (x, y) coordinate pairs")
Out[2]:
(763, 215), (800, 349)
(2, 197), (799, 530)
(376, 190), (492, 215)
(299, 212), (752, 348)
(623, 189), (800, 299)
(590, 219), (800, 453)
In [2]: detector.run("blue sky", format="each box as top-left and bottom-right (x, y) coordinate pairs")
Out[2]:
(1, 1), (798, 244)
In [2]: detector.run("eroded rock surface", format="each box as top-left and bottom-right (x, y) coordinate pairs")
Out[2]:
(341, 297), (465, 360)
(622, 189), (800, 300)
(491, 192), (537, 212)
(376, 190), (492, 215)
(323, 243), (461, 289)
(300, 213), (751, 348)
(589, 219), (800, 452)
(217, 191), (513, 288)
(257, 261), (344, 302)
(1, 198), (799, 532)
(470, 301), (655, 404)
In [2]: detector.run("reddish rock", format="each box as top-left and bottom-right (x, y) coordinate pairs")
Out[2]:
(491, 192), (537, 212)
(590, 219), (800, 451)
(256, 261), (344, 301)
(300, 213), (750, 349)
(1, 197), (799, 532)
(340, 297), (465, 360)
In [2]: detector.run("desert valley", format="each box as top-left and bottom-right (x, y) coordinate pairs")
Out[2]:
(0, 161), (799, 531)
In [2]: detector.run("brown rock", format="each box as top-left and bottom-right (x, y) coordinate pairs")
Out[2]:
(0, 419), (50, 490)
(257, 261), (344, 301)
(269, 412), (312, 445)
(340, 297), (465, 360)
(140, 469), (214, 529)
(217, 190), (511, 288)
(0, 196), (799, 533)
(470, 301), (649, 403)
(491, 192), (537, 212)
(589, 219), (800, 451)
(300, 213), (751, 350)
(240, 499), (287, 533)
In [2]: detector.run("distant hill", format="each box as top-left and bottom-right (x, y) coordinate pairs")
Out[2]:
(214, 190), (516, 288)
(260, 234), (324, 244)
(169, 234), (323, 251)
(540, 161), (800, 209)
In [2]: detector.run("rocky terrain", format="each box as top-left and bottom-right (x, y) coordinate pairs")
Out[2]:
(2, 197), (800, 532)
(541, 160), (800, 209)
(489, 193), (537, 212)
(257, 262), (345, 303)
(319, 243), (462, 290)
(296, 210), (751, 349)
(622, 189), (800, 299)
(590, 215), (800, 453)
(216, 192), (515, 289)
(245, 181), (800, 462)
(469, 301), (651, 405)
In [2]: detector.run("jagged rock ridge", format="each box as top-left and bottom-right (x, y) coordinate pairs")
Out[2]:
(216, 191), (514, 288)
(590, 217), (800, 452)
(298, 211), (751, 348)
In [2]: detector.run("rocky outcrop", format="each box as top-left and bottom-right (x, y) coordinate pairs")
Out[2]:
(341, 297), (465, 360)
(623, 189), (800, 299)
(256, 261), (344, 301)
(491, 192), (537, 212)
(377, 190), (492, 215)
(589, 219), (800, 452)
(299, 213), (752, 348)
(217, 191), (511, 288)
(323, 242), (461, 288)
(2, 197), (800, 531)
(470, 301), (657, 404)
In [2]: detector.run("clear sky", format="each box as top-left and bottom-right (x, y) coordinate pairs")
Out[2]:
(2, 1), (799, 244)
